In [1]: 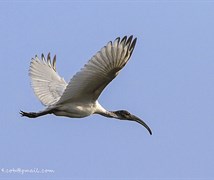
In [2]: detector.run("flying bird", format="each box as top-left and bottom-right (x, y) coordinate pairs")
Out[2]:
(20, 36), (152, 135)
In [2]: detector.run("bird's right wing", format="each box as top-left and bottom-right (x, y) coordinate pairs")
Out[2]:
(29, 53), (67, 106)
(57, 36), (137, 104)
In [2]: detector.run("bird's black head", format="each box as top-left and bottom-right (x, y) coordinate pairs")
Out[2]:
(114, 110), (132, 120)
(113, 110), (152, 135)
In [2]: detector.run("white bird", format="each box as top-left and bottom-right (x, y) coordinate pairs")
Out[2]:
(20, 36), (152, 135)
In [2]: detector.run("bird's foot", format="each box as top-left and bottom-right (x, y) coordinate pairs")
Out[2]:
(20, 110), (38, 118)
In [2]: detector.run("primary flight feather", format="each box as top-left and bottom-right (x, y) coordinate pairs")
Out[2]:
(21, 36), (152, 135)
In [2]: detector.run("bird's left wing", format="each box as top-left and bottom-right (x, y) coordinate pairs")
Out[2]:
(57, 36), (137, 104)
(30, 53), (67, 106)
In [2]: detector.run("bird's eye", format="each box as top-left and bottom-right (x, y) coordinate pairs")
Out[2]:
(123, 110), (130, 115)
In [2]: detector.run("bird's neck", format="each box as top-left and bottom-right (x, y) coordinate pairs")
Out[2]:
(94, 101), (118, 118)
(100, 110), (118, 119)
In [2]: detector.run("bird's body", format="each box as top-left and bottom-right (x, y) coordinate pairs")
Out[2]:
(21, 36), (152, 135)
(51, 101), (105, 118)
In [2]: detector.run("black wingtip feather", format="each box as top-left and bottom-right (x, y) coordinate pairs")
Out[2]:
(121, 36), (127, 43)
(53, 54), (56, 62)
(126, 35), (133, 45)
(41, 53), (45, 60)
(115, 37), (120, 43)
(130, 37), (137, 50)
(53, 54), (57, 71)
(47, 52), (51, 60)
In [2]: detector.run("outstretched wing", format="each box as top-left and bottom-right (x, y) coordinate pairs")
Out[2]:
(57, 36), (137, 104)
(29, 53), (67, 106)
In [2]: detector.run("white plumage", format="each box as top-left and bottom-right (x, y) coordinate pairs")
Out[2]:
(30, 54), (67, 106)
(21, 36), (152, 135)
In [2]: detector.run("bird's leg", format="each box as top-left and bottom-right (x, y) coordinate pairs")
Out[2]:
(20, 109), (52, 118)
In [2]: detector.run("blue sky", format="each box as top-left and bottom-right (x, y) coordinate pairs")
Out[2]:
(0, 1), (214, 179)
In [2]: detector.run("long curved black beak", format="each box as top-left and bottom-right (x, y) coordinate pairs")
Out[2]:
(130, 115), (152, 135)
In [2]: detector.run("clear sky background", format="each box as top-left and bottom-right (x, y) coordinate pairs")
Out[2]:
(0, 1), (214, 179)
